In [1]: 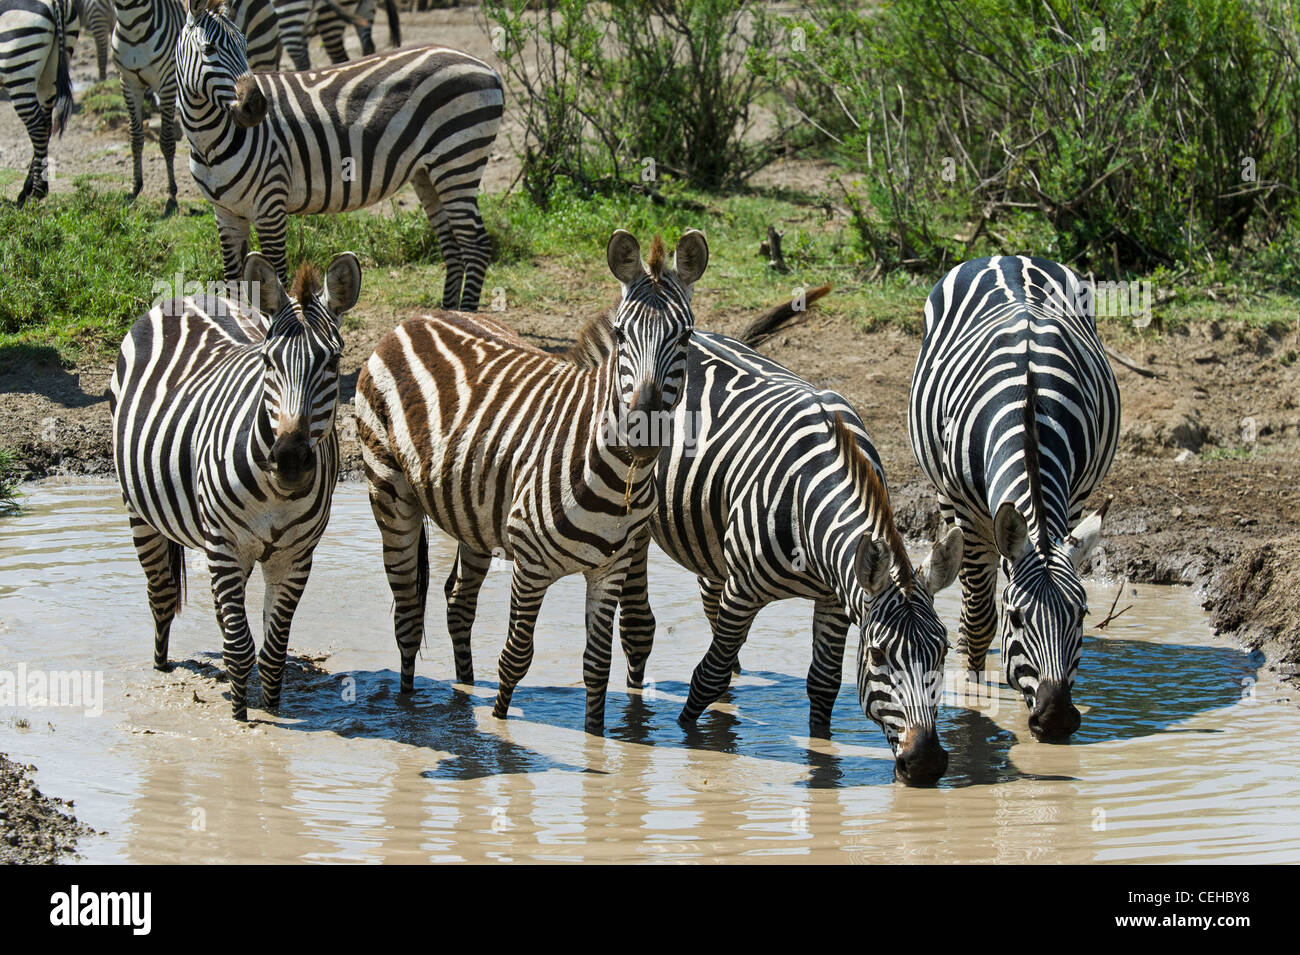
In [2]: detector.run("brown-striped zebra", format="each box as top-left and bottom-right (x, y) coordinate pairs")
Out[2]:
(110, 251), (362, 720)
(355, 231), (707, 734)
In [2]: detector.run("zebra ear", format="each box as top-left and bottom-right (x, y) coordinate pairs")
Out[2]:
(917, 526), (963, 593)
(607, 230), (644, 289)
(242, 253), (284, 316)
(1065, 498), (1111, 570)
(672, 230), (709, 288)
(854, 533), (893, 598)
(993, 502), (1029, 562)
(323, 252), (362, 319)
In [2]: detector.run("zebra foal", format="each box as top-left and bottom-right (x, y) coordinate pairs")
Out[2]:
(111, 250), (361, 720)
(355, 231), (707, 734)
(0, 0), (78, 206)
(177, 0), (501, 309)
(909, 255), (1120, 741)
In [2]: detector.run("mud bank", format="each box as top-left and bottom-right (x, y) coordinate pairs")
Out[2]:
(0, 754), (97, 863)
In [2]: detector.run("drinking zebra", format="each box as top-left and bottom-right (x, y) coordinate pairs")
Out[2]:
(110, 250), (362, 720)
(112, 0), (183, 215)
(177, 0), (502, 310)
(355, 231), (707, 734)
(568, 292), (960, 785)
(909, 255), (1120, 741)
(0, 0), (79, 207)
(85, 0), (111, 80)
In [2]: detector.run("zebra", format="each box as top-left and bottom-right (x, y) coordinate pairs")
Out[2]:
(111, 0), (184, 215)
(110, 250), (362, 720)
(909, 255), (1120, 741)
(85, 0), (110, 80)
(355, 230), (707, 735)
(227, 0), (282, 71)
(0, 0), (79, 207)
(559, 291), (959, 785)
(273, 0), (399, 70)
(177, 0), (502, 309)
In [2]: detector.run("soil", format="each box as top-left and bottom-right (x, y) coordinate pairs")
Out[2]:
(3, 6), (1300, 845)
(0, 753), (98, 863)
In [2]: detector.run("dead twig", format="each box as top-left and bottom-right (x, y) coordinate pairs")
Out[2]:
(1104, 343), (1164, 379)
(1094, 578), (1133, 630)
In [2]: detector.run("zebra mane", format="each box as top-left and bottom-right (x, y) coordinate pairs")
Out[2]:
(831, 413), (913, 595)
(191, 0), (229, 17)
(563, 308), (617, 370)
(646, 236), (668, 282)
(291, 263), (321, 304)
(1022, 367), (1049, 556)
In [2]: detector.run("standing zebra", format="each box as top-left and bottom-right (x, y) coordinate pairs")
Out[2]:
(228, 0), (282, 71)
(355, 231), (707, 734)
(111, 250), (362, 720)
(177, 0), (501, 309)
(0, 0), (79, 206)
(610, 315), (964, 784)
(909, 255), (1120, 741)
(273, 0), (399, 70)
(85, 0), (111, 80)
(112, 0), (183, 215)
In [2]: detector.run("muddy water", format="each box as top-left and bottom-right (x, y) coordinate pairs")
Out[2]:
(1, 484), (1296, 864)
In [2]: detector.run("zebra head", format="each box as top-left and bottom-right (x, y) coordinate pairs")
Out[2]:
(994, 498), (1109, 741)
(243, 252), (361, 492)
(848, 438), (964, 786)
(180, 0), (268, 129)
(604, 230), (707, 463)
(993, 374), (1111, 741)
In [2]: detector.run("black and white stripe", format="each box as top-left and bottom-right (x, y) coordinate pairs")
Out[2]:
(111, 0), (183, 214)
(0, 0), (79, 206)
(227, 0), (281, 71)
(84, 0), (110, 80)
(355, 232), (705, 734)
(909, 255), (1120, 741)
(110, 251), (361, 720)
(266, 0), (399, 71)
(177, 0), (502, 309)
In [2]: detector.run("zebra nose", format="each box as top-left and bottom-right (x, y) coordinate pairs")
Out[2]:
(233, 75), (267, 128)
(894, 727), (948, 786)
(626, 381), (664, 461)
(1028, 679), (1081, 741)
(270, 434), (314, 483)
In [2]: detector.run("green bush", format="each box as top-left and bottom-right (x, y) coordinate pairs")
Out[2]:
(757, 0), (1300, 278)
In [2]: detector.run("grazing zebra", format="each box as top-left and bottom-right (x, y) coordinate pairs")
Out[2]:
(355, 231), (707, 734)
(228, 0), (282, 71)
(112, 0), (183, 215)
(85, 0), (110, 80)
(110, 250), (362, 720)
(587, 293), (962, 785)
(909, 255), (1120, 741)
(0, 0), (79, 207)
(177, 0), (502, 309)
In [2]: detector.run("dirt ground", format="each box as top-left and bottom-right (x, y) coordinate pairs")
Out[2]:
(3, 5), (1300, 852)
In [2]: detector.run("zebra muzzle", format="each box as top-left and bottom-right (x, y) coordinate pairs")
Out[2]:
(270, 433), (315, 488)
(232, 75), (267, 129)
(1027, 678), (1081, 742)
(894, 726), (948, 786)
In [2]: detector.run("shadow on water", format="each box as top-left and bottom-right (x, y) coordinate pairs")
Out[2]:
(1070, 634), (1263, 744)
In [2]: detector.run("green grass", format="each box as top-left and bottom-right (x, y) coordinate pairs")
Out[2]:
(78, 80), (130, 132)
(3, 177), (1297, 364)
(0, 447), (21, 514)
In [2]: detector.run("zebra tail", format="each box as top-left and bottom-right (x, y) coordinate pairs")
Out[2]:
(416, 521), (429, 641)
(169, 539), (187, 615)
(51, 0), (74, 137)
(384, 0), (400, 47)
(737, 283), (832, 347)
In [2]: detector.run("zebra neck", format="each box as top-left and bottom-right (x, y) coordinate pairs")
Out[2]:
(584, 353), (657, 496)
(801, 477), (871, 624)
(180, 98), (250, 165)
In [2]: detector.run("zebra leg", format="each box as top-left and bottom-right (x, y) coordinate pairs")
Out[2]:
(214, 206), (253, 282)
(4, 77), (52, 206)
(207, 544), (257, 721)
(697, 576), (740, 677)
(319, 24), (349, 63)
(444, 543), (492, 684)
(253, 205), (290, 283)
(807, 597), (850, 738)
(679, 580), (763, 727)
(491, 565), (550, 720)
(957, 533), (999, 675)
(158, 75), (179, 217)
(447, 202), (491, 311)
(581, 564), (628, 735)
(256, 556), (313, 710)
(615, 535), (655, 690)
(410, 170), (464, 310)
(367, 470), (428, 693)
(127, 515), (184, 672)
(120, 76), (147, 201)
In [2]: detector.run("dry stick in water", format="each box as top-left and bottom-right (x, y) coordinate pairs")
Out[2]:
(1095, 577), (1134, 630)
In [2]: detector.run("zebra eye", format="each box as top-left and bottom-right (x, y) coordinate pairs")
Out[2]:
(1008, 609), (1023, 630)
(869, 645), (887, 667)
(202, 42), (216, 56)
(326, 355), (340, 372)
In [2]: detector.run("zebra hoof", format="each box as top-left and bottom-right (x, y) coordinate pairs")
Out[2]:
(809, 722), (831, 740)
(232, 706), (249, 722)
(491, 703), (510, 720)
(454, 669), (474, 685)
(153, 661), (174, 673)
(584, 718), (605, 736)
(162, 198), (177, 218)
(676, 710), (699, 730)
